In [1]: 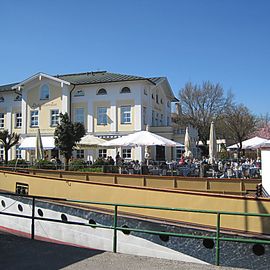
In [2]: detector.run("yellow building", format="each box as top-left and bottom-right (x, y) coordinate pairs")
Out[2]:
(0, 71), (178, 162)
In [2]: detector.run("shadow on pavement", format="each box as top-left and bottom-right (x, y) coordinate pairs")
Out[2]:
(0, 232), (104, 270)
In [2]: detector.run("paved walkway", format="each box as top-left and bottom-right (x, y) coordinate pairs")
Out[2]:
(0, 232), (244, 270)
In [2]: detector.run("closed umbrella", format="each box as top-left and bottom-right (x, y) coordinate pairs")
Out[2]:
(35, 128), (44, 160)
(184, 127), (192, 158)
(209, 121), (217, 164)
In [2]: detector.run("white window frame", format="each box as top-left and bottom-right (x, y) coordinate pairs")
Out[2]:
(75, 108), (84, 124)
(97, 107), (108, 125)
(0, 113), (4, 128)
(98, 149), (107, 158)
(122, 148), (132, 159)
(156, 113), (159, 126)
(15, 112), (22, 128)
(51, 109), (59, 127)
(16, 145), (22, 159)
(76, 149), (84, 159)
(97, 88), (107, 95)
(121, 106), (131, 124)
(143, 107), (147, 125)
(0, 145), (3, 160)
(30, 110), (39, 127)
(120, 87), (131, 94)
(167, 116), (170, 126)
(40, 84), (50, 100)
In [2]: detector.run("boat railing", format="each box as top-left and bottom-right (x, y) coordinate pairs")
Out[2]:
(0, 191), (269, 266)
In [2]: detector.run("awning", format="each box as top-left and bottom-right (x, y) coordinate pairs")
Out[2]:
(19, 136), (55, 150)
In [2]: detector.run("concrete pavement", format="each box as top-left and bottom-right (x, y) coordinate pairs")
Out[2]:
(0, 232), (245, 270)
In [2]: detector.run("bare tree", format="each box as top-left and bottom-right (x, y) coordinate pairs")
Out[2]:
(223, 104), (257, 156)
(0, 130), (20, 165)
(177, 81), (233, 146)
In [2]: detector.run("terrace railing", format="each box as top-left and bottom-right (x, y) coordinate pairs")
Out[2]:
(0, 191), (269, 266)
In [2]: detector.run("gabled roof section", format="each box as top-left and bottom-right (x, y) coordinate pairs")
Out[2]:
(150, 77), (178, 102)
(12, 72), (70, 90)
(56, 71), (160, 85)
(0, 83), (18, 92)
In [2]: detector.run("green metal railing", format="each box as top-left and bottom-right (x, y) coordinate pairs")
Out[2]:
(0, 191), (270, 266)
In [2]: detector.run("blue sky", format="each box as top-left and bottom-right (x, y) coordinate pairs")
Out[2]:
(0, 0), (269, 115)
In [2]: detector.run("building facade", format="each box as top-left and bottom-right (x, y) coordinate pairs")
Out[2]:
(0, 71), (178, 162)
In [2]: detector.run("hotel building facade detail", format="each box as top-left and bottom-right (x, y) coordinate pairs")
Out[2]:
(0, 71), (185, 162)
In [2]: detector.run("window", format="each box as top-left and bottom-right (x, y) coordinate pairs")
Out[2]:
(177, 128), (185, 135)
(167, 101), (170, 108)
(14, 95), (22, 101)
(176, 147), (184, 160)
(121, 106), (131, 124)
(122, 148), (131, 159)
(98, 149), (107, 158)
(156, 94), (159, 104)
(0, 97), (4, 102)
(152, 93), (154, 99)
(16, 145), (22, 159)
(144, 88), (148, 95)
(15, 112), (22, 128)
(143, 107), (147, 125)
(97, 88), (107, 95)
(0, 145), (3, 160)
(30, 110), (39, 127)
(40, 84), (50, 100)
(156, 113), (159, 126)
(120, 87), (131, 94)
(16, 183), (29, 195)
(160, 114), (163, 125)
(0, 113), (4, 128)
(74, 90), (84, 97)
(167, 116), (170, 126)
(152, 110), (155, 126)
(161, 98), (163, 104)
(51, 109), (59, 127)
(75, 108), (84, 124)
(76, 149), (84, 159)
(97, 107), (108, 125)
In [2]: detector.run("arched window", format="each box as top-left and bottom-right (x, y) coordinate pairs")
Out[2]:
(97, 88), (107, 95)
(40, 84), (50, 100)
(120, 87), (131, 94)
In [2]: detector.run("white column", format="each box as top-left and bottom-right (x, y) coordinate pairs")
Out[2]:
(261, 148), (270, 195)
(87, 101), (94, 133)
(134, 104), (142, 131)
(21, 92), (27, 135)
(6, 110), (12, 160)
(61, 85), (70, 114)
(110, 101), (117, 132)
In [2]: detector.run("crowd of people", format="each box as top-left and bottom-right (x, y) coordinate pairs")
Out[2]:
(43, 151), (262, 179)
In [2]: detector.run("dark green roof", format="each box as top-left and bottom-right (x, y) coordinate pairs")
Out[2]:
(0, 71), (168, 93)
(56, 71), (163, 85)
(0, 83), (17, 92)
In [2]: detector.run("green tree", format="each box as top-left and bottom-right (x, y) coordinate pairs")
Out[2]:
(54, 113), (85, 170)
(0, 130), (20, 165)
